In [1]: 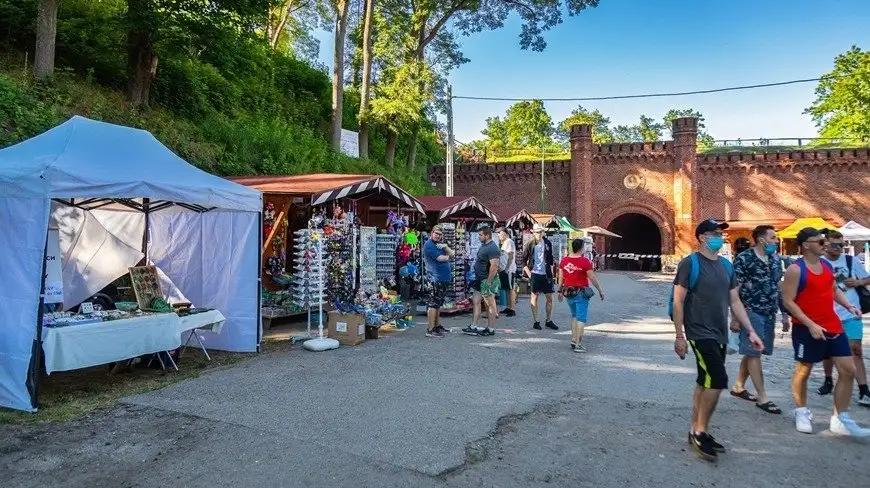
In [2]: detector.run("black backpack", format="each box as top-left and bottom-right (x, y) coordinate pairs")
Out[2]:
(846, 255), (870, 314)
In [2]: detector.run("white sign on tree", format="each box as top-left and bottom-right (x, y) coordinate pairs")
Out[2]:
(340, 129), (360, 158)
(44, 229), (63, 304)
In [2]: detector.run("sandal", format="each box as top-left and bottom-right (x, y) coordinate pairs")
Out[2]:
(756, 401), (782, 414)
(730, 389), (758, 402)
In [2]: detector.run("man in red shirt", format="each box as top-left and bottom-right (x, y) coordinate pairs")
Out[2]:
(782, 227), (869, 436)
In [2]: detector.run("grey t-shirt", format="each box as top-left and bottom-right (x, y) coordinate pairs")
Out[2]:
(475, 240), (500, 281)
(674, 254), (737, 344)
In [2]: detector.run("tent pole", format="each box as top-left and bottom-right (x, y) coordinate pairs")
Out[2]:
(256, 211), (263, 352)
(29, 230), (50, 411)
(142, 198), (150, 261)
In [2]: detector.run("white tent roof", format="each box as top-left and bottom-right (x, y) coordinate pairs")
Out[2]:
(0, 116), (260, 212)
(839, 220), (870, 241)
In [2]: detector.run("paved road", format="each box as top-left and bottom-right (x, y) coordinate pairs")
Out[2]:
(2, 272), (868, 487)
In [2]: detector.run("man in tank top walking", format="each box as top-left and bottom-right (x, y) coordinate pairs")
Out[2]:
(782, 227), (870, 436)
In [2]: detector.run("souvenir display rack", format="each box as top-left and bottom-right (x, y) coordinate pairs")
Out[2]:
(358, 226), (377, 294)
(375, 233), (397, 281)
(290, 228), (326, 310)
(324, 218), (356, 306)
(549, 233), (568, 264)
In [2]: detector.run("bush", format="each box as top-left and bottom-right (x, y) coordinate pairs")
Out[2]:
(153, 58), (240, 119)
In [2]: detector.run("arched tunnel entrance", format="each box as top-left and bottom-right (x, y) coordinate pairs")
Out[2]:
(606, 213), (662, 271)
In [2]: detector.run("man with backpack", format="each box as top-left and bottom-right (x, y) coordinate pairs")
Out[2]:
(816, 230), (870, 405)
(671, 219), (763, 462)
(782, 227), (870, 436)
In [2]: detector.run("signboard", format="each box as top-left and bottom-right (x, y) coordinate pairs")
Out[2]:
(44, 229), (63, 304)
(340, 129), (360, 158)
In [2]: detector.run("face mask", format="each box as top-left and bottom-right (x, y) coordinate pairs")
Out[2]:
(705, 236), (724, 252)
(763, 243), (777, 255)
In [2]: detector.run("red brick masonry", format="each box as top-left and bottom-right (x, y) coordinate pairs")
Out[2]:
(429, 118), (870, 255)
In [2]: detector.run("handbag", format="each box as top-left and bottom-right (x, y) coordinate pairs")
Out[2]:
(580, 286), (595, 299)
(562, 286), (580, 298)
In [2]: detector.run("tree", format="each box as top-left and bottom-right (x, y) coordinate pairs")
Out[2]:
(34, 0), (60, 81)
(805, 46), (870, 142)
(369, 60), (434, 166)
(557, 105), (613, 143)
(329, 0), (351, 150)
(356, 0), (375, 159)
(126, 0), (159, 106)
(479, 99), (554, 152)
(663, 108), (715, 150)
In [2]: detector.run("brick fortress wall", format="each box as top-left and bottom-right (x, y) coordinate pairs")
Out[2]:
(429, 118), (870, 255)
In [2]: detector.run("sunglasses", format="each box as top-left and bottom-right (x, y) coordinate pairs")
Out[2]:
(828, 242), (845, 249)
(806, 238), (826, 246)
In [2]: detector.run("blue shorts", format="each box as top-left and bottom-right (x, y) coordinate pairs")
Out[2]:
(792, 324), (851, 364)
(842, 317), (864, 341)
(740, 311), (775, 357)
(566, 295), (590, 323)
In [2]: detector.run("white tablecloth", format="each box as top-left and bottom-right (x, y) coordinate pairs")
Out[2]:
(178, 310), (226, 336)
(42, 314), (180, 374)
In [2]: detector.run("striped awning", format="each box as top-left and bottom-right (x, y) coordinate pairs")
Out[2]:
(309, 176), (424, 213)
(505, 209), (534, 227)
(438, 197), (497, 222)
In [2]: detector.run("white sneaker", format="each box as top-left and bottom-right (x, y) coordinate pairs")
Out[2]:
(794, 407), (814, 434)
(858, 393), (870, 407)
(830, 413), (870, 437)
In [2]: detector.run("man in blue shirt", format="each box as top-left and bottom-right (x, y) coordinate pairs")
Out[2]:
(423, 225), (455, 338)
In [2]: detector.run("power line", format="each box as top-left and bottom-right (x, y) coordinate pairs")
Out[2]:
(451, 77), (822, 102)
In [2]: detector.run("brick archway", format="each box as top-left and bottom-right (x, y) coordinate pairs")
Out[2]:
(597, 203), (675, 254)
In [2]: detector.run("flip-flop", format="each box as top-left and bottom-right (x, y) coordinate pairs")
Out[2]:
(730, 389), (758, 402)
(756, 401), (782, 414)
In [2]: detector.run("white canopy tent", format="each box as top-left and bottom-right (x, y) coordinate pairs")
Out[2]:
(0, 116), (262, 412)
(838, 221), (870, 241)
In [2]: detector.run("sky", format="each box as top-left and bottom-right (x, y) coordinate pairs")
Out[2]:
(314, 0), (870, 145)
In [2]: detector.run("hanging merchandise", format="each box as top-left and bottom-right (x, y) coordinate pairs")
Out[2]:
(359, 226), (377, 294)
(290, 228), (326, 311)
(376, 233), (397, 282)
(323, 211), (356, 307)
(550, 233), (568, 264)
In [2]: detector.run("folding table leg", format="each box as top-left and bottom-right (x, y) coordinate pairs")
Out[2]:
(179, 332), (195, 359)
(164, 351), (179, 371)
(193, 331), (211, 361)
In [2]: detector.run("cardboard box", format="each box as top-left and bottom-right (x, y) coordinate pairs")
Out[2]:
(327, 311), (366, 346)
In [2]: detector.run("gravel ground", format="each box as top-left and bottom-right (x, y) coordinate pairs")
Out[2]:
(2, 271), (868, 488)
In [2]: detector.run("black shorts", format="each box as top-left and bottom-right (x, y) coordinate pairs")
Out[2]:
(689, 339), (728, 390)
(498, 271), (514, 291)
(426, 281), (450, 309)
(530, 274), (554, 294)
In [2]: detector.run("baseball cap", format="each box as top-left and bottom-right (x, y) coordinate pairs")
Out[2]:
(796, 227), (828, 246)
(532, 223), (545, 233)
(695, 218), (729, 238)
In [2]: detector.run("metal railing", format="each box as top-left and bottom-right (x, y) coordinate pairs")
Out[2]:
(711, 137), (868, 148)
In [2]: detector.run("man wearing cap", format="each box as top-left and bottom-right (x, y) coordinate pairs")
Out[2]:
(672, 218), (762, 462)
(782, 227), (870, 436)
(523, 224), (558, 331)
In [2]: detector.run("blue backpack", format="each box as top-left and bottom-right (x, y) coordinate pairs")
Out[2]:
(795, 257), (834, 295)
(668, 253), (734, 321)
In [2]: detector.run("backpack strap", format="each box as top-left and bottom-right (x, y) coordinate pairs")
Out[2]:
(718, 256), (734, 279)
(820, 259), (834, 273)
(688, 252), (701, 290)
(797, 258), (808, 295)
(846, 255), (854, 277)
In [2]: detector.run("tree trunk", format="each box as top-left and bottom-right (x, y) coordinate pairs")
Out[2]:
(406, 123), (420, 169)
(34, 0), (59, 81)
(357, 0), (375, 159)
(330, 0), (351, 151)
(384, 130), (397, 167)
(126, 0), (158, 107)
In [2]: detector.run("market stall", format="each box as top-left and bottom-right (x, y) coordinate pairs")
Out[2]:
(231, 174), (424, 338)
(0, 116), (262, 412)
(777, 217), (841, 255)
(417, 197), (498, 314)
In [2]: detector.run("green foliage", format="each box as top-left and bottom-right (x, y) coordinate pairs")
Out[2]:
(481, 99), (554, 149)
(805, 46), (870, 143)
(557, 105), (613, 143)
(663, 108), (715, 150)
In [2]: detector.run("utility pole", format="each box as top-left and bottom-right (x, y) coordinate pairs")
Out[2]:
(445, 85), (454, 197)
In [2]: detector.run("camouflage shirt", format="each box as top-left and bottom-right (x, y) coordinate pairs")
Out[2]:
(733, 248), (783, 316)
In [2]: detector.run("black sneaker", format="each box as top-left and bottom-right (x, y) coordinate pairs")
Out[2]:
(477, 328), (495, 337)
(434, 325), (450, 334)
(425, 329), (444, 338)
(504, 309), (516, 317)
(818, 379), (834, 396)
(688, 432), (717, 461)
(545, 320), (558, 330)
(570, 342), (576, 350)
(533, 321), (542, 330)
(462, 326), (480, 336)
(690, 432), (725, 453)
